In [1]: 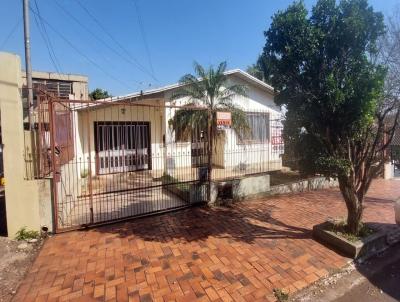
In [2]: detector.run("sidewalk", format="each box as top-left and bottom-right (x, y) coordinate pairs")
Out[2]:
(292, 242), (400, 302)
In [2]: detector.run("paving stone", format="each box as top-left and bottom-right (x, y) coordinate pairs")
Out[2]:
(13, 179), (400, 301)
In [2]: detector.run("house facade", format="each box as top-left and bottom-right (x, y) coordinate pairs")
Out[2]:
(72, 69), (283, 184)
(43, 69), (284, 229)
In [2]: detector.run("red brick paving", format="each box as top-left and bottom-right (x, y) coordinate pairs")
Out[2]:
(14, 179), (400, 302)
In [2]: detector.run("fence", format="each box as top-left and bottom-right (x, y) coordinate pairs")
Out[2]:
(23, 90), (284, 231)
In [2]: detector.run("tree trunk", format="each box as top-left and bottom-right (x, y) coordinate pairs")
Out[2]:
(338, 176), (363, 235)
(207, 110), (213, 201)
(208, 126), (213, 178)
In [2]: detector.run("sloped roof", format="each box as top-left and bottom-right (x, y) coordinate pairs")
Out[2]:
(92, 69), (274, 104)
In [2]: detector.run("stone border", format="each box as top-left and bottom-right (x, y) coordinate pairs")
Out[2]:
(268, 176), (338, 196)
(313, 221), (390, 260)
(213, 175), (339, 205)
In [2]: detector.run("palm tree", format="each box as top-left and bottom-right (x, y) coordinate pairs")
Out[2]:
(170, 61), (250, 188)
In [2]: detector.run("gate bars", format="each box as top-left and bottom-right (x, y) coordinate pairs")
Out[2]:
(32, 93), (283, 232)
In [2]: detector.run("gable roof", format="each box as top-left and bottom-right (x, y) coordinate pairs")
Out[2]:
(75, 69), (275, 111)
(98, 69), (274, 103)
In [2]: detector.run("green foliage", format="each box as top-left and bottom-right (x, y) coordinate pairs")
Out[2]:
(15, 227), (39, 241)
(329, 220), (375, 241)
(89, 88), (111, 100)
(168, 105), (208, 141)
(161, 174), (190, 192)
(170, 62), (251, 142)
(260, 0), (386, 177)
(273, 288), (289, 302)
(80, 169), (89, 178)
(246, 56), (265, 81)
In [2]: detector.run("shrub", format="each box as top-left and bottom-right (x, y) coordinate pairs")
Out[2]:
(15, 227), (39, 241)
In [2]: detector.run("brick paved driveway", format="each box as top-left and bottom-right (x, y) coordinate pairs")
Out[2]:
(14, 179), (400, 302)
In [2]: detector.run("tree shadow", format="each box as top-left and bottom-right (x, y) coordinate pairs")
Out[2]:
(83, 202), (312, 244)
(363, 196), (395, 205)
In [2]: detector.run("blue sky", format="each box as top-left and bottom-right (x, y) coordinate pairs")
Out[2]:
(1, 0), (399, 96)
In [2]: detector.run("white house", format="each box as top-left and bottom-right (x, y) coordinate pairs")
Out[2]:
(50, 69), (283, 228)
(69, 69), (283, 183)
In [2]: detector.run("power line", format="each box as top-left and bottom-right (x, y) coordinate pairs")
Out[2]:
(131, 0), (155, 78)
(52, 0), (119, 68)
(29, 7), (132, 90)
(74, 0), (159, 84)
(31, 0), (64, 76)
(53, 0), (145, 85)
(0, 19), (22, 49)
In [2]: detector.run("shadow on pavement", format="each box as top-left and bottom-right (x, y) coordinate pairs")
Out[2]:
(343, 242), (400, 302)
(86, 202), (312, 244)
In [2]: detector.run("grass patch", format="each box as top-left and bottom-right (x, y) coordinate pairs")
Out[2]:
(273, 288), (289, 302)
(160, 174), (191, 192)
(15, 227), (39, 241)
(269, 170), (305, 186)
(328, 221), (375, 242)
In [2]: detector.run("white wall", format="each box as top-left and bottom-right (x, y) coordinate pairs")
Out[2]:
(224, 76), (282, 171)
(164, 74), (283, 172)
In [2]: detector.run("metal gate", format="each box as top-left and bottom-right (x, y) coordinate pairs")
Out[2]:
(38, 96), (209, 232)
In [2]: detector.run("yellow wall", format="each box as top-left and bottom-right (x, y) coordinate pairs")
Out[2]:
(0, 52), (50, 237)
(77, 102), (166, 176)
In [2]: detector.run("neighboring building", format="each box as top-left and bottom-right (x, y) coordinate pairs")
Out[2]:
(22, 70), (88, 100)
(21, 71), (88, 128)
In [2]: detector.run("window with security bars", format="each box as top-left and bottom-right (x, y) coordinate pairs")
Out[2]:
(239, 112), (270, 144)
(32, 79), (73, 98)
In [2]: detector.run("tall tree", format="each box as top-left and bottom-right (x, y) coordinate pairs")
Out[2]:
(89, 88), (111, 100)
(378, 7), (400, 122)
(170, 62), (249, 186)
(260, 0), (399, 234)
(246, 56), (265, 81)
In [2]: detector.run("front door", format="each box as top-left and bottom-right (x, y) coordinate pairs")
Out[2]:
(95, 122), (150, 174)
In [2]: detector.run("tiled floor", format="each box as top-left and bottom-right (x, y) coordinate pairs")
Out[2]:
(14, 179), (400, 302)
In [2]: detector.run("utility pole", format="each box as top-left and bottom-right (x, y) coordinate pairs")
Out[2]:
(23, 0), (34, 130)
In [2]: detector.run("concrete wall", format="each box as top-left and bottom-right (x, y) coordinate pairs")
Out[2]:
(232, 174), (271, 201)
(268, 176), (338, 196)
(384, 163), (394, 179)
(0, 52), (53, 236)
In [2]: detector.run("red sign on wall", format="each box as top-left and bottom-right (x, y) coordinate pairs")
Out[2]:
(216, 112), (232, 129)
(271, 136), (283, 145)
